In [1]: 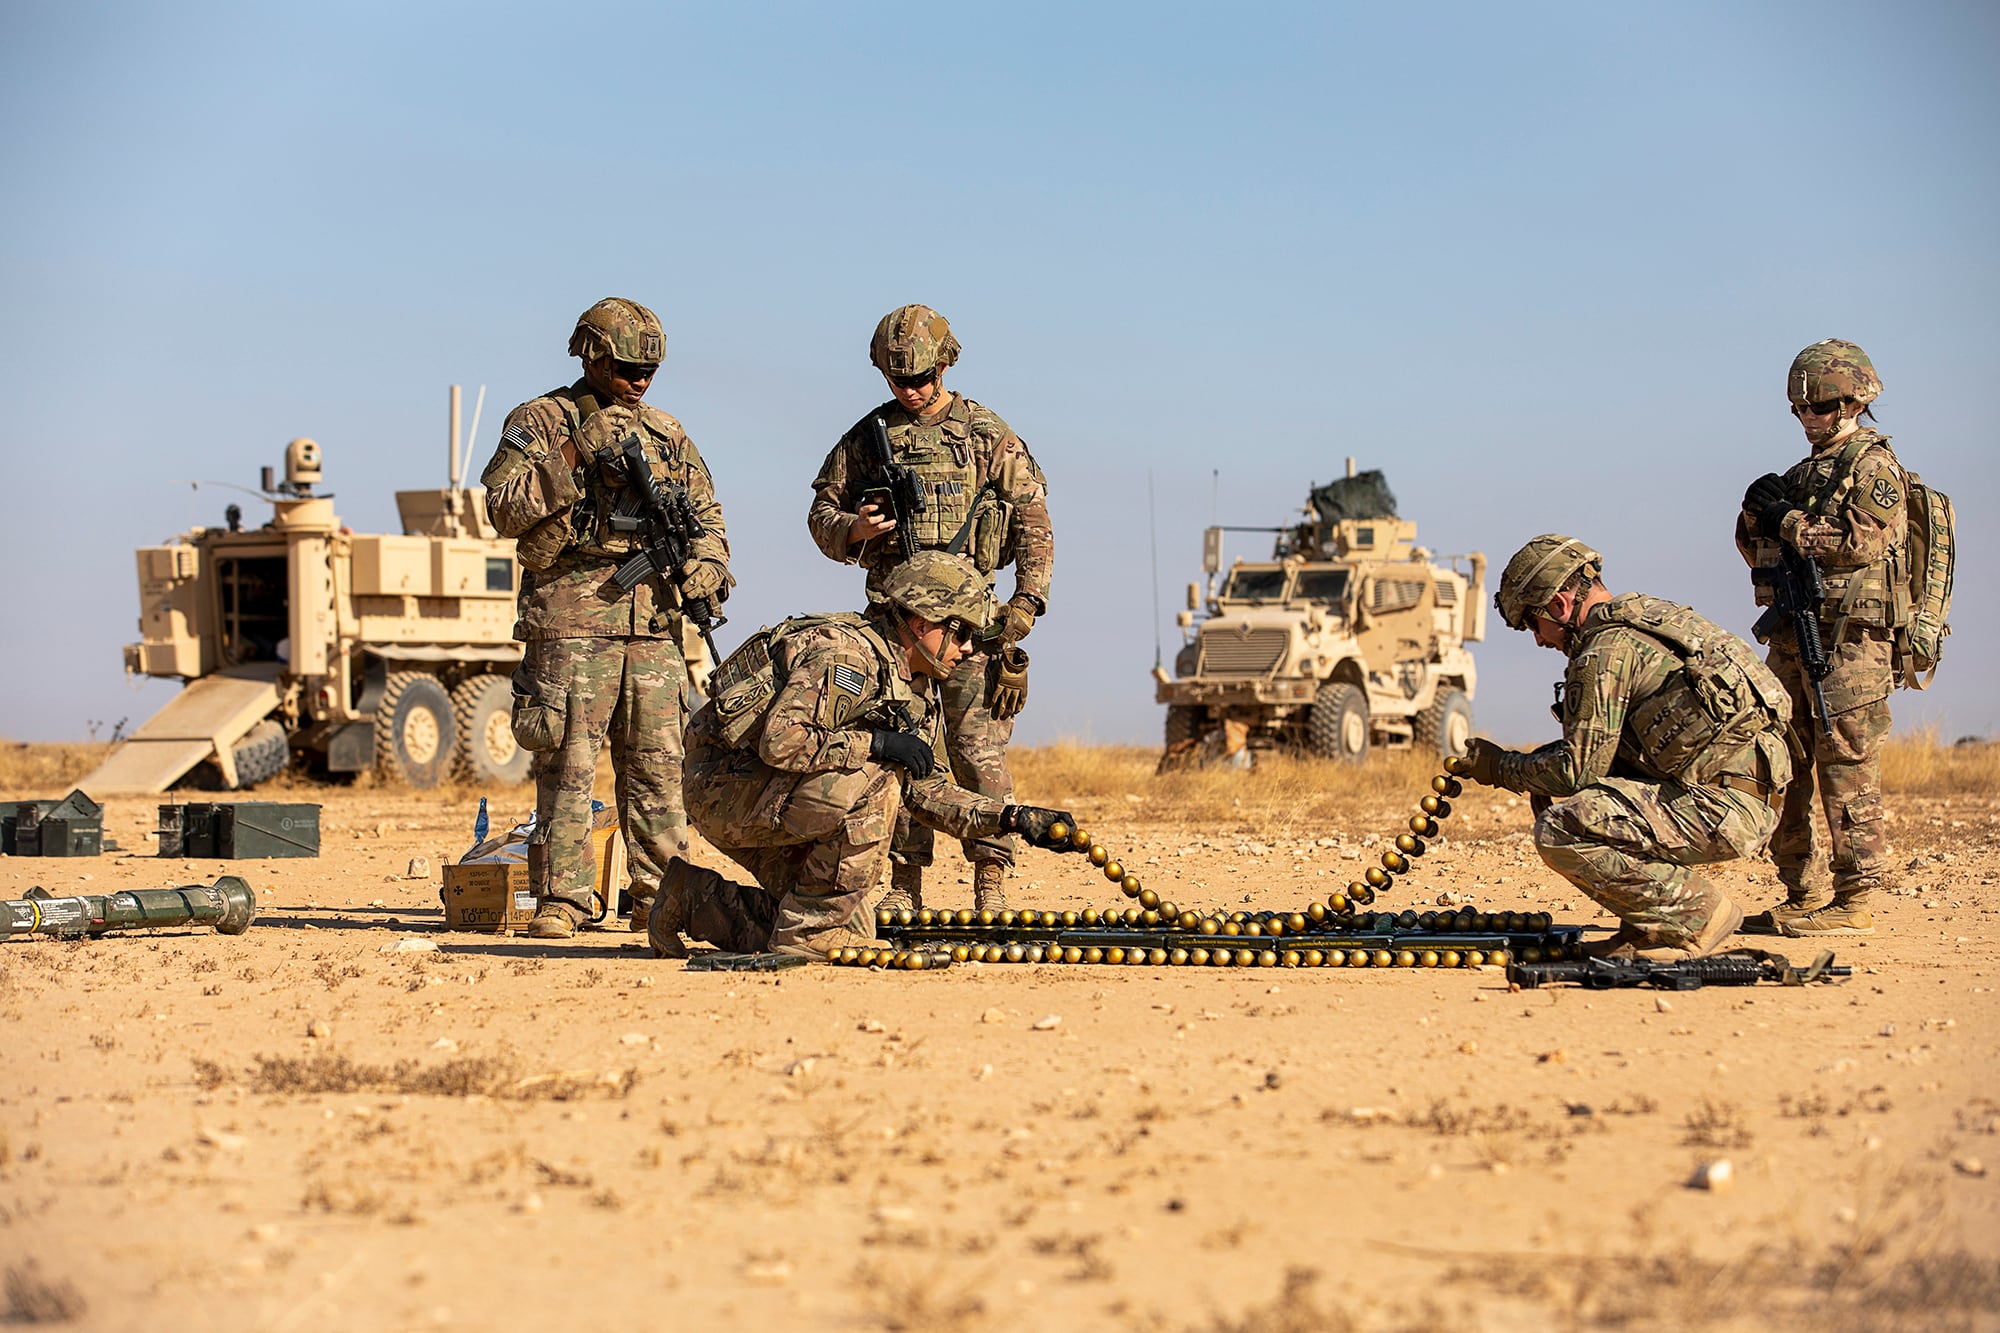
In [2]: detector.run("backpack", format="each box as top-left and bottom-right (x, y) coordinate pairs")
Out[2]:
(705, 613), (895, 748)
(1893, 471), (1954, 689)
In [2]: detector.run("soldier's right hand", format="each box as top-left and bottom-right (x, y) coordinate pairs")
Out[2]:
(1000, 804), (1079, 849)
(869, 729), (936, 779)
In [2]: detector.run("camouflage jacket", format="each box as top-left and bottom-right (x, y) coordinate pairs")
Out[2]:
(693, 612), (1004, 843)
(806, 394), (1053, 610)
(1497, 594), (1788, 798)
(481, 380), (729, 640)
(1734, 427), (1907, 632)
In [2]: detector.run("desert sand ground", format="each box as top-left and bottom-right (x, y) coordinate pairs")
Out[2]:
(1, 743), (1995, 1332)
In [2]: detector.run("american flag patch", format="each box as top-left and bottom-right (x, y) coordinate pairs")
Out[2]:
(831, 664), (866, 696)
(502, 423), (538, 452)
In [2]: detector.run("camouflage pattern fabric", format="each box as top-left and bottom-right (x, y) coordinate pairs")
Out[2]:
(1766, 631), (1893, 897)
(516, 635), (690, 917)
(1735, 428), (1908, 638)
(1537, 779), (1778, 944)
(892, 646), (1018, 868)
(807, 395), (1053, 606)
(1490, 593), (1788, 942)
(481, 382), (730, 638)
(680, 614), (1007, 953)
(1787, 338), (1881, 406)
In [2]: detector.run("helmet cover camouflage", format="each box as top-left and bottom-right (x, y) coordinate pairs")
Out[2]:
(869, 304), (961, 377)
(568, 298), (665, 364)
(875, 551), (995, 628)
(1787, 339), (1880, 406)
(1495, 534), (1603, 631)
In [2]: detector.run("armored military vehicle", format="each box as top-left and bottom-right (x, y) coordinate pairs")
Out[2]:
(82, 392), (530, 794)
(1155, 463), (1484, 764)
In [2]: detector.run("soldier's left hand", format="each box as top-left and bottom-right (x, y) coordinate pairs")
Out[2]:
(679, 560), (728, 603)
(986, 646), (1029, 720)
(998, 594), (1038, 644)
(1743, 474), (1797, 540)
(1458, 738), (1506, 787)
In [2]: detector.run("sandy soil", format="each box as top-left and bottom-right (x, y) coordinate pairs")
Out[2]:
(1, 772), (1996, 1332)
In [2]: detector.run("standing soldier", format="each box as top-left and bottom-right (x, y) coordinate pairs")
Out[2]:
(648, 552), (1078, 960)
(480, 298), (732, 939)
(1458, 535), (1793, 960)
(807, 305), (1053, 917)
(1736, 339), (1906, 937)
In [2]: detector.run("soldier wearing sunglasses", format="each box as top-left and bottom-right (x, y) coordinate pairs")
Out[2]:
(807, 305), (1055, 920)
(1735, 339), (1907, 937)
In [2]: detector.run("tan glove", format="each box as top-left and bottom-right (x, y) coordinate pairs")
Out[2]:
(986, 645), (1029, 720)
(997, 594), (1039, 644)
(678, 559), (728, 603)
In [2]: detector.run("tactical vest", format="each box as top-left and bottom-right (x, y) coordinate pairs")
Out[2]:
(1747, 430), (1905, 633)
(706, 612), (922, 751)
(1578, 595), (1792, 787)
(865, 399), (1011, 576)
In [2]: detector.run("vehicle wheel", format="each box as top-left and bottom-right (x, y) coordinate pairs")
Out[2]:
(374, 672), (457, 788)
(452, 674), (531, 785)
(1414, 689), (1474, 757)
(182, 718), (291, 790)
(1163, 704), (1205, 752)
(1306, 682), (1369, 763)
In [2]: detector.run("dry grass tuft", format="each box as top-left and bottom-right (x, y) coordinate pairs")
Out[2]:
(3, 1261), (87, 1324)
(203, 1051), (639, 1101)
(1879, 728), (2000, 797)
(852, 1260), (991, 1332)
(0, 743), (110, 797)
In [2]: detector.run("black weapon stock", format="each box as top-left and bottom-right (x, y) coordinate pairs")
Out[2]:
(861, 414), (926, 561)
(1752, 546), (1834, 736)
(1508, 950), (1848, 990)
(604, 432), (725, 662)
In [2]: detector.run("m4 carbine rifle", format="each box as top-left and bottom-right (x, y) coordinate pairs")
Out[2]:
(1751, 543), (1834, 736)
(602, 431), (725, 662)
(1508, 949), (1848, 991)
(860, 414), (926, 561)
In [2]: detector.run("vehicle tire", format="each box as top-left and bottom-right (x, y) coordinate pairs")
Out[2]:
(374, 672), (457, 788)
(1414, 689), (1474, 758)
(1306, 681), (1369, 763)
(452, 674), (531, 785)
(1163, 704), (1205, 752)
(182, 718), (292, 790)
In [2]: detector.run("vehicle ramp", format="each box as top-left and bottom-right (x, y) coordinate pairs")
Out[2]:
(80, 666), (284, 795)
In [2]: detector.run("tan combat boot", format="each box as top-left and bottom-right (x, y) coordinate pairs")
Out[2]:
(879, 862), (924, 915)
(1780, 889), (1875, 937)
(645, 858), (700, 959)
(972, 860), (1008, 915)
(1587, 885), (1744, 962)
(526, 899), (582, 940)
(1742, 876), (1833, 935)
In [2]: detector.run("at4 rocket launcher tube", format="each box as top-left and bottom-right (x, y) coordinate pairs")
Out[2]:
(2, 876), (257, 941)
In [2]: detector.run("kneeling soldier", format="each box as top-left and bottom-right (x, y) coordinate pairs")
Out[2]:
(1457, 535), (1794, 961)
(648, 552), (1075, 960)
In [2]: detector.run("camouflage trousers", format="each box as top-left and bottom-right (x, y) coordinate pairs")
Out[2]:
(893, 648), (1017, 869)
(682, 729), (901, 951)
(1534, 777), (1778, 944)
(516, 636), (689, 917)
(1768, 631), (1893, 896)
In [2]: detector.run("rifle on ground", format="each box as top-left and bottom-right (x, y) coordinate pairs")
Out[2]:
(1752, 546), (1834, 735)
(602, 432), (725, 662)
(859, 414), (926, 561)
(1508, 949), (1848, 991)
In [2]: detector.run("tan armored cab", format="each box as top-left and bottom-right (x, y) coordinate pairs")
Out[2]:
(92, 390), (538, 792)
(1157, 462), (1484, 764)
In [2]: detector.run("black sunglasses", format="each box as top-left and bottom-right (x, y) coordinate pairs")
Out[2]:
(612, 360), (659, 382)
(888, 369), (936, 391)
(1790, 398), (1845, 418)
(944, 618), (977, 646)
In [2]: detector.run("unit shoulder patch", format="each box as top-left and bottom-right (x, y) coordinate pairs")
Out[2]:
(1860, 471), (1903, 518)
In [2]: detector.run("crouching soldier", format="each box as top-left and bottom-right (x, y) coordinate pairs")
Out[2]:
(647, 552), (1077, 960)
(1456, 535), (1794, 961)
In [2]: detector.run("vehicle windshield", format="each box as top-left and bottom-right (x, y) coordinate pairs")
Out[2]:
(1220, 567), (1288, 600)
(1293, 568), (1350, 605)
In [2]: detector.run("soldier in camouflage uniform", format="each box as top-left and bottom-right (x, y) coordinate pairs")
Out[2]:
(647, 552), (1078, 960)
(480, 298), (732, 939)
(1457, 536), (1794, 961)
(1736, 339), (1907, 937)
(806, 305), (1054, 917)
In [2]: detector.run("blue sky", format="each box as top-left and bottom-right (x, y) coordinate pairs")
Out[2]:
(1, 1), (1992, 748)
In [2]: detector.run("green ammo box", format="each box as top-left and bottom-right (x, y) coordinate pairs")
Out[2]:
(2, 790), (105, 857)
(158, 802), (320, 858)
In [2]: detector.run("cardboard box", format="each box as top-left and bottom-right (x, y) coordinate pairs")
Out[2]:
(442, 821), (625, 932)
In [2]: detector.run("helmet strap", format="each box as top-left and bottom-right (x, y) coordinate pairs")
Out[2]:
(896, 613), (950, 678)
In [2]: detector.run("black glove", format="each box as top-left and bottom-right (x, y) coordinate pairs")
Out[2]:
(869, 730), (935, 779)
(1743, 473), (1796, 541)
(1459, 737), (1506, 787)
(1000, 804), (1078, 849)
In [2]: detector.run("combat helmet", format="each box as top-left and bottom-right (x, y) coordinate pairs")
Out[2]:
(1787, 339), (1881, 406)
(1495, 535), (1603, 630)
(869, 304), (961, 378)
(569, 298), (665, 364)
(876, 551), (995, 629)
